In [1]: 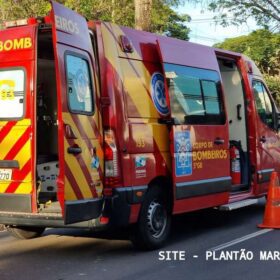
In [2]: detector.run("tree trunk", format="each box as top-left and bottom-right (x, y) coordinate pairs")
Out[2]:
(112, 0), (116, 23)
(135, 0), (152, 31)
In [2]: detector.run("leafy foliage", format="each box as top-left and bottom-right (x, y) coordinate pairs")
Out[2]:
(265, 75), (280, 106)
(199, 0), (280, 31)
(0, 0), (50, 22)
(215, 29), (280, 103)
(215, 30), (280, 75)
(0, 0), (190, 40)
(151, 0), (190, 39)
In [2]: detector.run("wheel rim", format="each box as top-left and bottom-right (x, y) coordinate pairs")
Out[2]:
(147, 200), (167, 238)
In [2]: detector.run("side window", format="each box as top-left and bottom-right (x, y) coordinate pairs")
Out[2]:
(201, 80), (220, 115)
(66, 54), (94, 114)
(0, 68), (25, 119)
(253, 80), (274, 128)
(165, 63), (224, 125)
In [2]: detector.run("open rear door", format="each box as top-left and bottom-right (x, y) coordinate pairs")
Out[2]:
(0, 26), (37, 213)
(156, 38), (231, 211)
(50, 1), (104, 224)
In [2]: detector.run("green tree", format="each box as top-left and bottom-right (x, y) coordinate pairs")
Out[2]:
(151, 0), (190, 40)
(0, 0), (190, 40)
(215, 29), (280, 75)
(135, 0), (153, 31)
(190, 0), (280, 31)
(215, 29), (280, 103)
(0, 0), (50, 22)
(265, 75), (280, 106)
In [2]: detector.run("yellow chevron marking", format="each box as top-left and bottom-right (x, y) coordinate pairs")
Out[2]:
(65, 176), (77, 200)
(0, 119), (30, 128)
(15, 180), (32, 194)
(120, 59), (159, 118)
(84, 116), (104, 172)
(14, 139), (31, 174)
(0, 119), (32, 194)
(93, 71), (101, 99)
(0, 121), (8, 127)
(64, 138), (92, 199)
(0, 135), (31, 194)
(0, 125), (27, 159)
(63, 112), (104, 181)
(0, 183), (9, 193)
(16, 119), (31, 126)
(78, 114), (95, 139)
(102, 23), (171, 171)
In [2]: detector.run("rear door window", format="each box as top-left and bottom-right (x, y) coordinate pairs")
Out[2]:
(65, 54), (94, 114)
(0, 69), (25, 119)
(253, 80), (274, 129)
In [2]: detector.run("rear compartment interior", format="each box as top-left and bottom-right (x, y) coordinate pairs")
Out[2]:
(36, 29), (60, 212)
(218, 58), (250, 192)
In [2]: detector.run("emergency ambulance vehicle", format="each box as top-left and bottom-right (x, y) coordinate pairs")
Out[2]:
(0, 1), (279, 249)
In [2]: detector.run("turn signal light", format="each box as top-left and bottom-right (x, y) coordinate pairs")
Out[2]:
(104, 129), (122, 187)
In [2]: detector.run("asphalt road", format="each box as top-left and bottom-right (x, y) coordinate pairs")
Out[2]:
(0, 198), (279, 280)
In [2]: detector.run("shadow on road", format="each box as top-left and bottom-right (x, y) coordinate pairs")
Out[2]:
(40, 198), (265, 250)
(0, 199), (267, 280)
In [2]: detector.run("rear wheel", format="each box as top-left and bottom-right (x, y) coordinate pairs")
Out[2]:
(130, 186), (171, 250)
(7, 226), (45, 239)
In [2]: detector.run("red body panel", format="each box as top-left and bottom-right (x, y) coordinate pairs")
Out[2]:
(0, 25), (37, 212)
(1, 4), (278, 230)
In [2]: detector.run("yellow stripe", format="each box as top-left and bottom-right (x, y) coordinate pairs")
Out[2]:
(84, 116), (104, 173)
(78, 114), (95, 139)
(15, 180), (32, 194)
(0, 119), (31, 127)
(16, 119), (31, 126)
(0, 183), (9, 193)
(0, 125), (27, 159)
(0, 121), (8, 127)
(63, 112), (104, 190)
(64, 138), (92, 199)
(65, 177), (77, 200)
(120, 59), (159, 118)
(14, 139), (31, 174)
(102, 23), (171, 170)
(1, 140), (32, 194)
(62, 113), (103, 199)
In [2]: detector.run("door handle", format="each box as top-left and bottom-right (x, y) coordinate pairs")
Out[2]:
(260, 136), (266, 143)
(67, 146), (82, 155)
(214, 138), (225, 145)
(237, 104), (242, 120)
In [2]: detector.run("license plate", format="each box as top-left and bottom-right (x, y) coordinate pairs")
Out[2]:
(0, 169), (12, 181)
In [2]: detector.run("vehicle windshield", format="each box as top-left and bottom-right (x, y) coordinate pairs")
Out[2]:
(0, 68), (25, 119)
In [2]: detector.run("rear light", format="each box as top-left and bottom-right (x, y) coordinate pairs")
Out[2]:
(5, 19), (28, 28)
(104, 129), (122, 187)
(4, 18), (37, 28)
(100, 216), (110, 225)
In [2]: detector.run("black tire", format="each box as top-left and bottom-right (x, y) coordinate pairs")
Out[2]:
(130, 186), (171, 250)
(7, 226), (45, 239)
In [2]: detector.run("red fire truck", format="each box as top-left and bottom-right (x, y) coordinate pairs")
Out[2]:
(0, 1), (279, 249)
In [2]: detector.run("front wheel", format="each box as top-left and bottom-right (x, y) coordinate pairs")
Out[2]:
(7, 226), (45, 239)
(130, 186), (171, 250)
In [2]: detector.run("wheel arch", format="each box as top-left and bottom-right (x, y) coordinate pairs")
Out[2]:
(147, 175), (173, 212)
